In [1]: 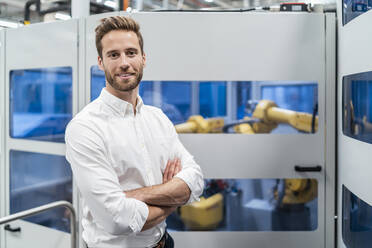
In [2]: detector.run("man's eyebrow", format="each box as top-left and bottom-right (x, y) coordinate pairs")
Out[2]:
(105, 49), (119, 55)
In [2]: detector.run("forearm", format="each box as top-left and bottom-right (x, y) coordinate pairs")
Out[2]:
(126, 178), (191, 207)
(142, 205), (176, 231)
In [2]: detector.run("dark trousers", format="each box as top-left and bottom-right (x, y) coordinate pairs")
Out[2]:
(164, 232), (174, 248)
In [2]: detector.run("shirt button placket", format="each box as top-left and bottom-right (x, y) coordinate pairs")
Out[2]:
(135, 115), (154, 185)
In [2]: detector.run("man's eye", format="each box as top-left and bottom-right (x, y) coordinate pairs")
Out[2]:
(127, 51), (136, 56)
(109, 53), (119, 58)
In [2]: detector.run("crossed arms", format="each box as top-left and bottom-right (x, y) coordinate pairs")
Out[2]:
(65, 121), (204, 235)
(125, 158), (191, 231)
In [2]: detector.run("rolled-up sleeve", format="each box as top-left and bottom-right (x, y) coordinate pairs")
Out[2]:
(174, 138), (204, 204)
(164, 122), (204, 204)
(65, 120), (148, 235)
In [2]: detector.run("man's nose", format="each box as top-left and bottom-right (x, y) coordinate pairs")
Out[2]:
(119, 54), (130, 68)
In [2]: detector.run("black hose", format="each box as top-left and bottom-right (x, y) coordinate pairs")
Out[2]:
(24, 0), (41, 22)
(222, 118), (260, 133)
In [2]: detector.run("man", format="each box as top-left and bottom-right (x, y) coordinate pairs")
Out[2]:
(65, 16), (204, 248)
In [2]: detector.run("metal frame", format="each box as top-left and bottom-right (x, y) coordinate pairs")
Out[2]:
(77, 17), (86, 248)
(0, 201), (77, 248)
(324, 13), (336, 248)
(0, 27), (5, 248)
(4, 20), (79, 248)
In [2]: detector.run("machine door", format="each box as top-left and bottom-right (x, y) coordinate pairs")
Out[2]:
(4, 20), (78, 248)
(85, 12), (335, 248)
(337, 2), (372, 248)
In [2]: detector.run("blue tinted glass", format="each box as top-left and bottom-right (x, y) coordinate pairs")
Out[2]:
(343, 72), (372, 144)
(342, 185), (372, 248)
(261, 83), (317, 113)
(237, 82), (252, 119)
(139, 81), (154, 105)
(343, 0), (371, 25)
(167, 178), (317, 231)
(90, 66), (105, 101)
(10, 150), (72, 233)
(161, 81), (191, 124)
(10, 67), (72, 143)
(199, 82), (226, 118)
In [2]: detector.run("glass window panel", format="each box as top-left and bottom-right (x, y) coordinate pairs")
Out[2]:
(343, 0), (371, 25)
(237, 82), (252, 120)
(199, 82), (226, 118)
(10, 150), (72, 233)
(90, 69), (318, 134)
(10, 67), (72, 143)
(167, 178), (318, 231)
(261, 83), (317, 113)
(343, 72), (372, 144)
(160, 81), (191, 124)
(342, 185), (372, 248)
(260, 83), (318, 134)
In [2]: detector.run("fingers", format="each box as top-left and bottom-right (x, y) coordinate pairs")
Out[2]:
(163, 159), (172, 183)
(168, 159), (176, 182)
(163, 158), (182, 183)
(175, 158), (182, 174)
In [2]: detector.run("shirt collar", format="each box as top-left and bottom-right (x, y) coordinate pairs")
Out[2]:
(99, 88), (143, 116)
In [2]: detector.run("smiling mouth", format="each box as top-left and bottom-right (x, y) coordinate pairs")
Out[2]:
(117, 73), (135, 79)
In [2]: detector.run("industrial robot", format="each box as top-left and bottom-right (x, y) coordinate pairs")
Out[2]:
(172, 100), (318, 231)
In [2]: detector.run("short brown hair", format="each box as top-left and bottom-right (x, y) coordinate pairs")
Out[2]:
(95, 16), (144, 58)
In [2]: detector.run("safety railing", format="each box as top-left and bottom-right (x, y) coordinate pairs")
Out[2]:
(0, 200), (77, 248)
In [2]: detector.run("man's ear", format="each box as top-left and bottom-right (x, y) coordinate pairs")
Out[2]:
(98, 56), (104, 71)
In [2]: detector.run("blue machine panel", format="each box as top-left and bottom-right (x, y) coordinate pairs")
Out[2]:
(342, 185), (372, 248)
(343, 71), (372, 143)
(10, 67), (73, 143)
(10, 150), (72, 232)
(343, 0), (372, 25)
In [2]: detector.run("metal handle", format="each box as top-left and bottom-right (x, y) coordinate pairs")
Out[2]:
(0, 201), (76, 248)
(4, 224), (21, 232)
(294, 165), (322, 172)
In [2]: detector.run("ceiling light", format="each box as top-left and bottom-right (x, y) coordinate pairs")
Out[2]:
(0, 20), (22, 28)
(205, 0), (214, 2)
(104, 1), (117, 8)
(55, 13), (71, 20)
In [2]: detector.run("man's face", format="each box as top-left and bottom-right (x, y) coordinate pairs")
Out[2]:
(98, 30), (146, 93)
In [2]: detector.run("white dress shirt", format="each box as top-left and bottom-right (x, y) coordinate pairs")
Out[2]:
(65, 88), (204, 248)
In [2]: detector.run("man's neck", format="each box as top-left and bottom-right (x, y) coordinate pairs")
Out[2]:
(106, 84), (139, 114)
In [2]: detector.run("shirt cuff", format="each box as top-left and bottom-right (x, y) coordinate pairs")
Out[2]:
(175, 171), (202, 204)
(129, 198), (149, 233)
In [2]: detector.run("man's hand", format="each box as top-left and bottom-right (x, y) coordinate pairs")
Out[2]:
(141, 205), (177, 231)
(163, 158), (182, 183)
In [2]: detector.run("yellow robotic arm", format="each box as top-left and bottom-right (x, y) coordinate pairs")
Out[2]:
(175, 115), (225, 133)
(252, 100), (318, 133)
(174, 100), (318, 134)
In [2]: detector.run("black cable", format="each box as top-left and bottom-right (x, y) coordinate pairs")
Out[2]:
(151, 8), (258, 12)
(222, 118), (260, 133)
(311, 103), (318, 133)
